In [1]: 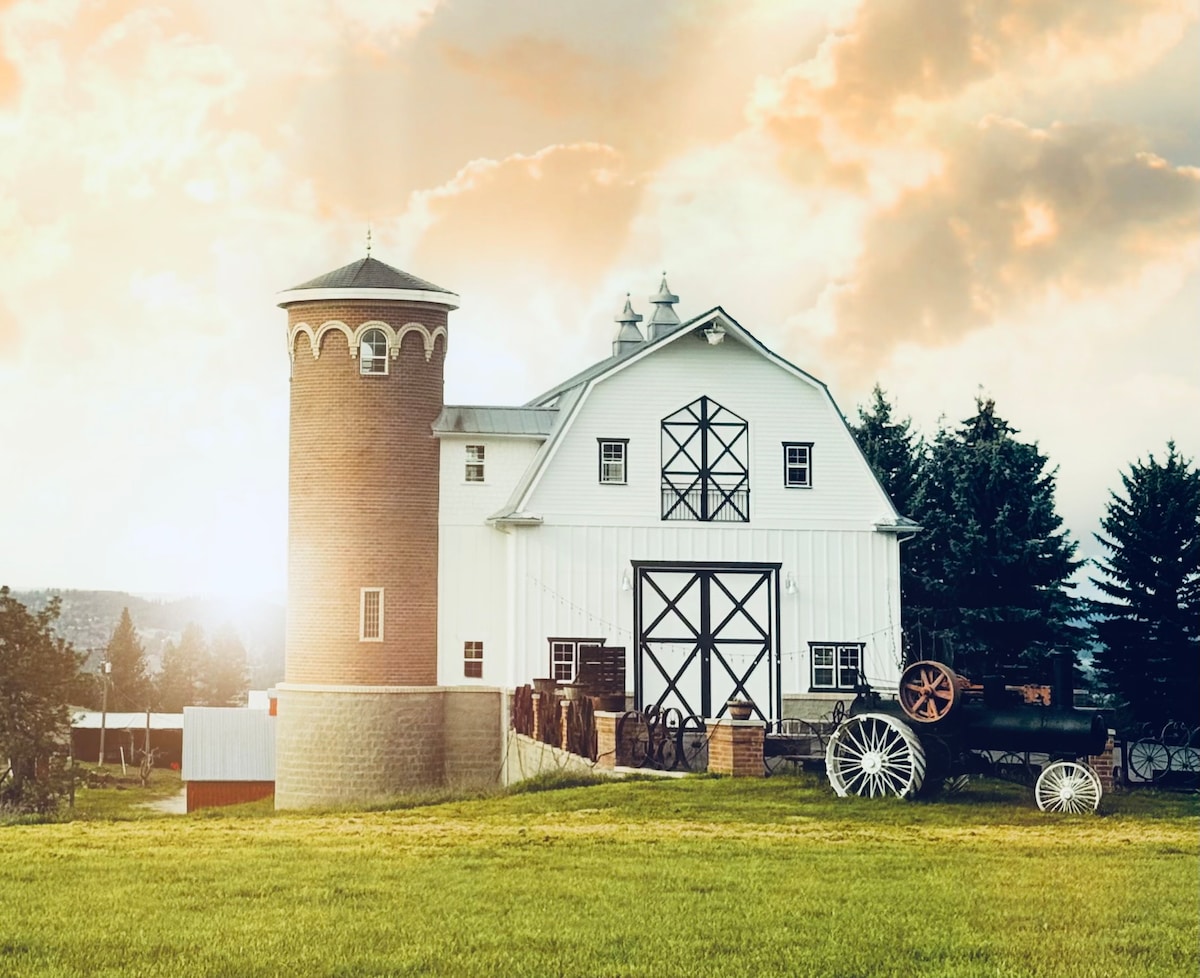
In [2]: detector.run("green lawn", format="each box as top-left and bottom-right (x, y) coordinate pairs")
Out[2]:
(1, 775), (1196, 978)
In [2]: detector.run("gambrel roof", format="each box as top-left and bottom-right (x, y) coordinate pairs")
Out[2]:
(480, 307), (917, 531)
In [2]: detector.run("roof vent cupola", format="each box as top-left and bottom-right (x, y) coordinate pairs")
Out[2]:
(612, 294), (645, 357)
(647, 273), (681, 340)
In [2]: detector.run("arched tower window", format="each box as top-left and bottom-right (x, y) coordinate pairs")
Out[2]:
(359, 328), (389, 375)
(661, 395), (749, 522)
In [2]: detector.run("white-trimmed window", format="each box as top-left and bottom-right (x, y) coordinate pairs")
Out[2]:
(465, 444), (485, 483)
(360, 588), (384, 641)
(359, 328), (389, 376)
(598, 439), (628, 485)
(548, 637), (605, 682)
(810, 643), (862, 691)
(463, 641), (483, 678)
(783, 442), (813, 488)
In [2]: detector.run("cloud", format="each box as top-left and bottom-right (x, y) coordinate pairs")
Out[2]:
(824, 117), (1200, 370)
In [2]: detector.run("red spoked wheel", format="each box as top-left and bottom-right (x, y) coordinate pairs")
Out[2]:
(899, 660), (962, 724)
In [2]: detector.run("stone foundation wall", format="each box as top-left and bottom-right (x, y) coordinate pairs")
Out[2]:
(275, 684), (503, 809)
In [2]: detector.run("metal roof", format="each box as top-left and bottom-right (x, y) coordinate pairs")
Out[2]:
(433, 406), (557, 437)
(72, 711), (183, 730)
(182, 707), (276, 782)
(288, 257), (453, 294)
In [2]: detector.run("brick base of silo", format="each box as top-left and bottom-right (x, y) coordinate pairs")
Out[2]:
(273, 684), (505, 810)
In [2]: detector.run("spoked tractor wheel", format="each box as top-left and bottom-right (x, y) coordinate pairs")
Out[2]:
(826, 713), (927, 799)
(898, 660), (962, 724)
(1035, 761), (1102, 814)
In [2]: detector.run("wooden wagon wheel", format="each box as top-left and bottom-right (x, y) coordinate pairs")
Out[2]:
(898, 660), (962, 724)
(825, 713), (926, 799)
(1035, 761), (1102, 814)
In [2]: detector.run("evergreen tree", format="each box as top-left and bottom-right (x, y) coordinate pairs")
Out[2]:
(849, 384), (925, 661)
(104, 607), (153, 711)
(155, 623), (208, 712)
(849, 384), (923, 517)
(0, 587), (86, 811)
(205, 626), (250, 706)
(906, 398), (1083, 680)
(1091, 443), (1200, 728)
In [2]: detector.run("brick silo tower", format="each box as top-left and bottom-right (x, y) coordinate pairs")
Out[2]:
(274, 256), (458, 809)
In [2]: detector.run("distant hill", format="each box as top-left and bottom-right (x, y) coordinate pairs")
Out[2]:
(10, 589), (285, 689)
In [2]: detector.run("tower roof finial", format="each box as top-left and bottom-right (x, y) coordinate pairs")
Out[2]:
(366, 224), (372, 258)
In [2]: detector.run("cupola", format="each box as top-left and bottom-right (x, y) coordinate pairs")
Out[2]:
(612, 295), (645, 357)
(647, 273), (681, 340)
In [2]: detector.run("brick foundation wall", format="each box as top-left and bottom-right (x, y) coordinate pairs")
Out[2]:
(286, 300), (447, 687)
(275, 685), (446, 808)
(442, 688), (505, 789)
(706, 720), (765, 777)
(186, 781), (274, 813)
(274, 684), (504, 809)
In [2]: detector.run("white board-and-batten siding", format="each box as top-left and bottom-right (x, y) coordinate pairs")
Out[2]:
(436, 325), (905, 697)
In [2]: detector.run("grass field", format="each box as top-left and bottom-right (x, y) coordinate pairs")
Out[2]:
(1, 774), (1196, 978)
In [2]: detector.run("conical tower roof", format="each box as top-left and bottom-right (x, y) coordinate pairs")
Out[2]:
(647, 273), (681, 339)
(278, 257), (459, 309)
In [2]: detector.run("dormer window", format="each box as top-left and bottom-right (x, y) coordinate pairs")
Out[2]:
(465, 444), (485, 482)
(359, 328), (388, 375)
(598, 439), (628, 484)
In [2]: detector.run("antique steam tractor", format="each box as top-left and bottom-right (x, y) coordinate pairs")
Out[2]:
(824, 654), (1109, 813)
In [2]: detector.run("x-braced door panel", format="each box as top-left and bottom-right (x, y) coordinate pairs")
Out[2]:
(635, 563), (780, 722)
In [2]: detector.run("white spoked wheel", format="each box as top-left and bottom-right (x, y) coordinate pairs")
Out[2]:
(1035, 760), (1102, 814)
(826, 713), (926, 799)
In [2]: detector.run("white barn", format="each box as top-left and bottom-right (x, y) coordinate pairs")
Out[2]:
(433, 284), (914, 722)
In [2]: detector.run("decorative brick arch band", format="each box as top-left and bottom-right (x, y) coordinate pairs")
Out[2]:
(289, 319), (448, 363)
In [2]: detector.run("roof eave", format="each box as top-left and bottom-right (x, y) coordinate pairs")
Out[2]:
(277, 287), (461, 310)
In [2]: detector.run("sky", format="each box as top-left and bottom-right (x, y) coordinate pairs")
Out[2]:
(1, 0), (1197, 602)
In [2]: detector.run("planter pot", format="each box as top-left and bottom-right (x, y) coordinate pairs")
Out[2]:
(564, 683), (587, 702)
(590, 694), (626, 713)
(727, 699), (755, 721)
(532, 678), (557, 695)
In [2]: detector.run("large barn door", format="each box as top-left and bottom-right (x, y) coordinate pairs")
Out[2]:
(634, 562), (780, 722)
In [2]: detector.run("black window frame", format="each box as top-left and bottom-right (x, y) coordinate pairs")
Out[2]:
(809, 642), (863, 692)
(783, 442), (813, 488)
(597, 438), (629, 485)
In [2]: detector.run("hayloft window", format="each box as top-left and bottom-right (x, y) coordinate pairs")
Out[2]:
(598, 439), (628, 485)
(783, 442), (813, 488)
(360, 588), (383, 642)
(463, 641), (483, 678)
(661, 395), (749, 522)
(810, 643), (862, 691)
(465, 445), (485, 482)
(359, 328), (388, 375)
(548, 637), (605, 682)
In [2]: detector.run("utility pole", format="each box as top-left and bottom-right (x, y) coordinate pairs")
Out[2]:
(97, 660), (111, 767)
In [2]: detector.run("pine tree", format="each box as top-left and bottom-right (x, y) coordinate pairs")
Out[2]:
(155, 623), (208, 712)
(849, 384), (923, 517)
(205, 626), (250, 706)
(849, 384), (925, 661)
(906, 398), (1083, 680)
(104, 608), (153, 711)
(1091, 443), (1200, 728)
(0, 587), (86, 811)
